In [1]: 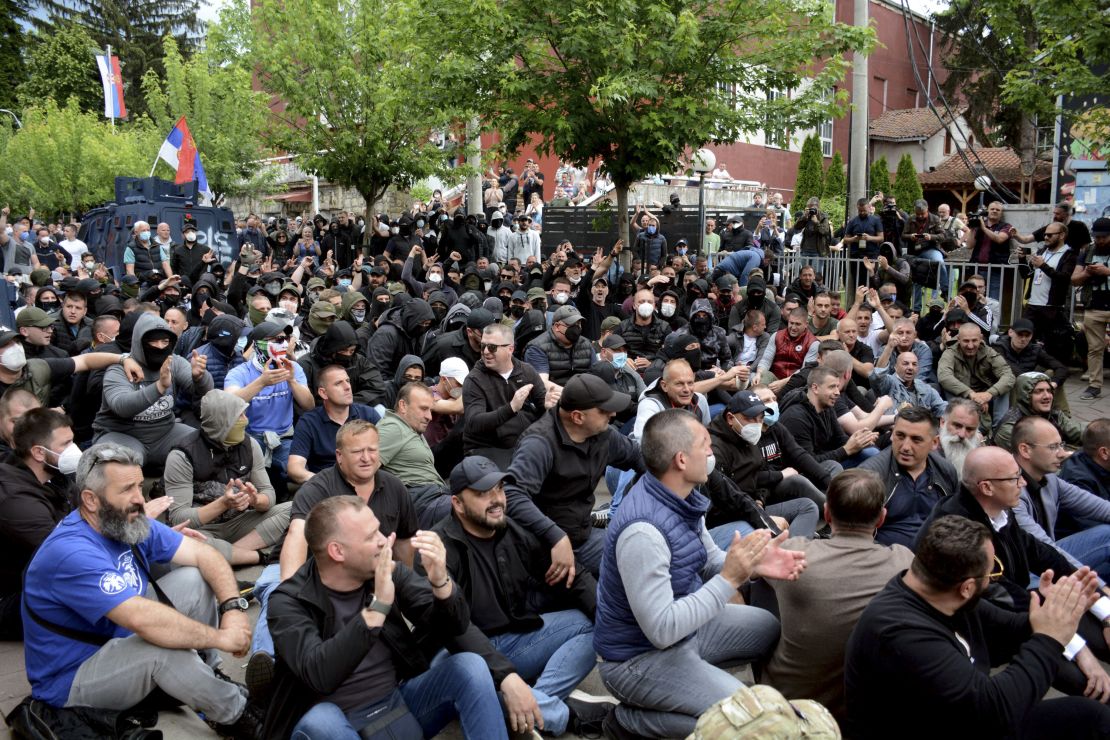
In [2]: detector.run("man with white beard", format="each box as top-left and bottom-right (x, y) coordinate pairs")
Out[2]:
(940, 398), (983, 479)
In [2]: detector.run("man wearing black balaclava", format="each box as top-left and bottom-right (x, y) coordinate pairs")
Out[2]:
(297, 320), (388, 408)
(727, 277), (781, 334)
(367, 298), (435, 379)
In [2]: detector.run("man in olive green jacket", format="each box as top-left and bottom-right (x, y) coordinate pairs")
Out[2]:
(938, 323), (1015, 431)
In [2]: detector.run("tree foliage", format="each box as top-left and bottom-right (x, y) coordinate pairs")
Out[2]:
(250, 0), (473, 220)
(17, 22), (102, 114)
(869, 155), (891, 197)
(32, 0), (204, 117)
(893, 153), (922, 209)
(822, 150), (846, 199)
(141, 34), (273, 203)
(0, 0), (28, 110)
(487, 0), (875, 249)
(794, 134), (825, 207)
(0, 99), (155, 215)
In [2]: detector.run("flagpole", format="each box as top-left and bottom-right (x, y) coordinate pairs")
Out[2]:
(106, 45), (114, 132)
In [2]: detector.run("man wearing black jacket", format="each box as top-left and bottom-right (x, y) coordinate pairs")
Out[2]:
(845, 514), (1110, 740)
(431, 457), (610, 737)
(264, 495), (508, 740)
(778, 367), (878, 468)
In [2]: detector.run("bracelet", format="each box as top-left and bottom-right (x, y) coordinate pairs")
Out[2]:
(430, 576), (450, 589)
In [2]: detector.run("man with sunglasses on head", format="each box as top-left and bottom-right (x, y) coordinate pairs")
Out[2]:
(462, 323), (556, 468)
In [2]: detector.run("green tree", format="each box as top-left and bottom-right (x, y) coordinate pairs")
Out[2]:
(793, 135), (825, 207)
(17, 23), (102, 114)
(0, 99), (154, 216)
(33, 0), (204, 117)
(141, 34), (273, 203)
(488, 0), (874, 251)
(250, 0), (472, 223)
(870, 156), (891, 197)
(822, 150), (846, 199)
(0, 0), (28, 110)
(892, 153), (922, 209)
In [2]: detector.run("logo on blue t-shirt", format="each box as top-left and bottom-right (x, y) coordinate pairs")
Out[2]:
(98, 551), (142, 595)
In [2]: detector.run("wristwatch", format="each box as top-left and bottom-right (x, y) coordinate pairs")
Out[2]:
(218, 596), (250, 615)
(367, 596), (392, 617)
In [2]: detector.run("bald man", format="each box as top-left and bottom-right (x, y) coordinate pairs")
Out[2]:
(937, 323), (1014, 431)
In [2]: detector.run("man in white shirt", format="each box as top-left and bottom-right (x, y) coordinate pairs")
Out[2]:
(58, 224), (88, 269)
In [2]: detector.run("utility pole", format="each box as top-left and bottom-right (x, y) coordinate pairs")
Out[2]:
(849, 0), (870, 205)
(466, 117), (483, 216)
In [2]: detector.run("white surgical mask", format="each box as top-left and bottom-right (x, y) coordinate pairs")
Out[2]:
(41, 442), (81, 474)
(553, 291), (569, 304)
(484, 281), (493, 292)
(739, 422), (762, 445)
(706, 453), (716, 476)
(391, 226), (400, 235)
(660, 303), (676, 318)
(38, 236), (50, 245)
(763, 402), (780, 426)
(280, 299), (299, 313)
(427, 273), (442, 284)
(0, 343), (26, 371)
(139, 230), (151, 242)
(636, 303), (654, 319)
(185, 232), (197, 242)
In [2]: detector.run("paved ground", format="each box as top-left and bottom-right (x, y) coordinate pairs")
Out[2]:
(1, 373), (1108, 738)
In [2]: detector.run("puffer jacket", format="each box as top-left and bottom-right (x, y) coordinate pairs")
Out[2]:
(993, 371), (1084, 451)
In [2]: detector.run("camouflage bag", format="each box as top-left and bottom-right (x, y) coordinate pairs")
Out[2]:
(688, 684), (840, 739)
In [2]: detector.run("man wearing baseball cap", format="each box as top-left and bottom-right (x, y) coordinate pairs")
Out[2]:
(430, 456), (610, 736)
(505, 374), (643, 581)
(1075, 217), (1110, 400)
(425, 357), (468, 471)
(523, 305), (594, 388)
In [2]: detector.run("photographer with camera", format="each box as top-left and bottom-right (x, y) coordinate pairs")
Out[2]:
(963, 201), (1014, 300)
(1015, 221), (1077, 364)
(902, 200), (954, 313)
(870, 192), (908, 257)
(788, 197), (833, 261)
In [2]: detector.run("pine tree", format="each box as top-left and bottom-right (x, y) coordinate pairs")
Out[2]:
(893, 153), (923, 209)
(870, 156), (891, 198)
(793, 135), (825, 208)
(822, 150), (846, 199)
(0, 0), (28, 110)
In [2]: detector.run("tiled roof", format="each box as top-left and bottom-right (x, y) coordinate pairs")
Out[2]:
(918, 147), (1053, 188)
(868, 108), (960, 141)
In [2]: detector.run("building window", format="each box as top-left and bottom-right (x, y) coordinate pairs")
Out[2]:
(874, 76), (888, 113)
(819, 117), (833, 157)
(765, 88), (788, 149)
(945, 129), (953, 155)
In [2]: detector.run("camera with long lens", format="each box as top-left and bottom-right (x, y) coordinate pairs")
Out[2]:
(966, 208), (987, 229)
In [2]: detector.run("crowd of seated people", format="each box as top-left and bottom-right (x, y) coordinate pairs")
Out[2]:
(3, 200), (1110, 740)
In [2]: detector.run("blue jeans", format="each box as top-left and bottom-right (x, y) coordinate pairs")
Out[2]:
(842, 447), (880, 469)
(717, 249), (765, 287)
(911, 248), (948, 311)
(1059, 524), (1110, 583)
(574, 528), (606, 577)
(606, 467), (637, 519)
(598, 603), (779, 737)
(707, 497), (820, 550)
(291, 652), (507, 739)
(250, 432), (291, 471)
(487, 610), (596, 735)
(250, 563), (282, 657)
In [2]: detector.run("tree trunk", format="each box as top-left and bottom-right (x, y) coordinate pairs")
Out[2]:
(615, 182), (631, 272)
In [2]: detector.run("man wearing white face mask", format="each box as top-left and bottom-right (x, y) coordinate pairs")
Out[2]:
(0, 330), (131, 406)
(0, 408), (81, 638)
(614, 289), (670, 372)
(171, 222), (211, 282)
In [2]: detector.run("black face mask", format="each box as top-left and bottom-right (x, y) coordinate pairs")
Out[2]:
(961, 292), (978, 307)
(161, 294), (180, 307)
(690, 317), (712, 337)
(499, 295), (511, 309)
(142, 341), (174, 369)
(683, 348), (701, 369)
(747, 292), (764, 308)
(329, 352), (353, 368)
(37, 300), (58, 311)
(509, 305), (525, 319)
(432, 306), (447, 323)
(563, 323), (583, 344)
(532, 300), (547, 312)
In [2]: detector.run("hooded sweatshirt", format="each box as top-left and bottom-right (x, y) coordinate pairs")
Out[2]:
(94, 312), (214, 443)
(993, 372), (1084, 451)
(367, 299), (435, 379)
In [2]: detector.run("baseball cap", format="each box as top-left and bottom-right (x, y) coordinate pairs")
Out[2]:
(600, 316), (622, 333)
(449, 456), (509, 495)
(1011, 318), (1035, 334)
(369, 265), (387, 276)
(561, 374), (631, 413)
(306, 277), (326, 291)
(601, 334), (627, 349)
(727, 390), (768, 418)
(16, 307), (55, 328)
(527, 287), (546, 302)
(249, 321), (285, 341)
(466, 308), (496, 330)
(182, 222), (197, 233)
(1092, 217), (1110, 237)
(0, 330), (19, 347)
(438, 356), (470, 383)
(551, 305), (584, 325)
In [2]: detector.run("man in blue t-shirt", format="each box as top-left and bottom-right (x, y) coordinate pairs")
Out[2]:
(22, 443), (261, 736)
(225, 321), (315, 492)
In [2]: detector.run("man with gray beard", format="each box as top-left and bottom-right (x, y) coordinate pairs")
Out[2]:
(940, 398), (982, 479)
(20, 443), (263, 738)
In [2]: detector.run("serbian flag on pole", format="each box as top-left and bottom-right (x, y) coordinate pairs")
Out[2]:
(157, 117), (213, 205)
(95, 52), (126, 119)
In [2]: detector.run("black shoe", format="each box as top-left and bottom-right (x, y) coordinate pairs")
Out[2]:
(245, 652), (275, 707)
(602, 705), (647, 740)
(1081, 385), (1102, 400)
(212, 665), (246, 691)
(209, 699), (264, 740)
(566, 695), (613, 737)
(591, 503), (611, 528)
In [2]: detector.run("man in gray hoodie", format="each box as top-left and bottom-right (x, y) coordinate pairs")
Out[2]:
(93, 312), (214, 464)
(162, 390), (291, 565)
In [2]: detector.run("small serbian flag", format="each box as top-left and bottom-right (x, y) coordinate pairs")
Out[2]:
(157, 117), (213, 204)
(95, 52), (126, 119)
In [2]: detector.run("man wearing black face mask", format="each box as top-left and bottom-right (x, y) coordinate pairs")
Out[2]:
(423, 308), (494, 374)
(523, 305), (594, 388)
(93, 312), (214, 465)
(193, 314), (247, 392)
(727, 277), (781, 333)
(368, 298), (436, 379)
(945, 280), (993, 338)
(298, 320), (389, 409)
(321, 219), (353, 268)
(383, 216), (420, 262)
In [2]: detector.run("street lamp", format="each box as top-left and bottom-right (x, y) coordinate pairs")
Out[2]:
(0, 109), (22, 129)
(691, 148), (716, 257)
(972, 165), (991, 212)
